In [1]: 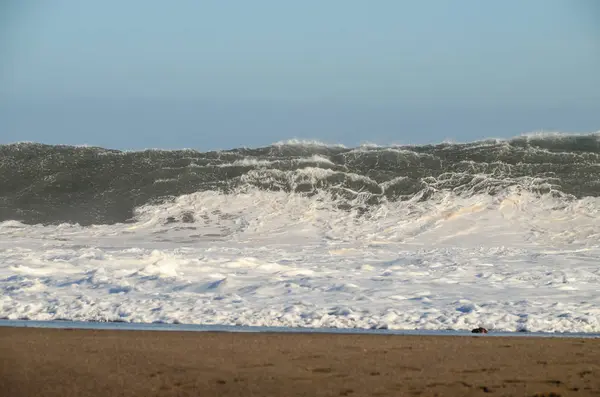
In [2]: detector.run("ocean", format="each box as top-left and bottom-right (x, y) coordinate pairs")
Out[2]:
(1, 133), (599, 332)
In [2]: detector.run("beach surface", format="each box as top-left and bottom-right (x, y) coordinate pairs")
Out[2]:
(1, 327), (599, 397)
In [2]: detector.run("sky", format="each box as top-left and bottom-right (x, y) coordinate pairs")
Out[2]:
(1, 0), (599, 150)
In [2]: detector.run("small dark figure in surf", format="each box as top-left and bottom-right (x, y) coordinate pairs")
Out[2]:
(471, 327), (488, 334)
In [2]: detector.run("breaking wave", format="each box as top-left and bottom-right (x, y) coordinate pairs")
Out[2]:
(1, 132), (599, 225)
(2, 133), (600, 332)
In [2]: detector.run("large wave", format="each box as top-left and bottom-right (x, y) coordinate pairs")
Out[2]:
(1, 132), (599, 225)
(1, 133), (600, 332)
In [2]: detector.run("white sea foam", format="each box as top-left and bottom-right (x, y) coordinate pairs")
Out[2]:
(1, 188), (599, 332)
(218, 158), (274, 167)
(272, 139), (346, 148)
(519, 130), (600, 140)
(215, 155), (335, 168)
(296, 155), (335, 165)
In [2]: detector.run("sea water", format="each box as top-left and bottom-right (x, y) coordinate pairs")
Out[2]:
(1, 133), (599, 333)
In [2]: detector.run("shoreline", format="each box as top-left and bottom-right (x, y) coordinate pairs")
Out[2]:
(2, 319), (600, 339)
(1, 326), (599, 397)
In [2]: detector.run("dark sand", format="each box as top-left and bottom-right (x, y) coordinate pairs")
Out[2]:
(1, 327), (599, 397)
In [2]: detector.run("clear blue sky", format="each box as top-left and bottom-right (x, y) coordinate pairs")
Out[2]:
(1, 0), (599, 150)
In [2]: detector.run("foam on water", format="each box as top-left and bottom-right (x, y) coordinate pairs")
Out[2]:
(1, 186), (599, 332)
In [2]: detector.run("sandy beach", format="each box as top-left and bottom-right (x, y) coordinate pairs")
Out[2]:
(1, 327), (599, 397)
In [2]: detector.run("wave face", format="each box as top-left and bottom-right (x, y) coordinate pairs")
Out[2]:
(1, 133), (599, 225)
(1, 133), (600, 332)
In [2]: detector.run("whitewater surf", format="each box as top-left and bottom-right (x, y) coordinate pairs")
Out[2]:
(1, 133), (599, 332)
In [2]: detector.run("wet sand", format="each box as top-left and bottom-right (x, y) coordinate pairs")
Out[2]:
(1, 327), (599, 397)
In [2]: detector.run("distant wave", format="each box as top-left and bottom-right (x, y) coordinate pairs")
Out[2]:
(1, 132), (599, 225)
